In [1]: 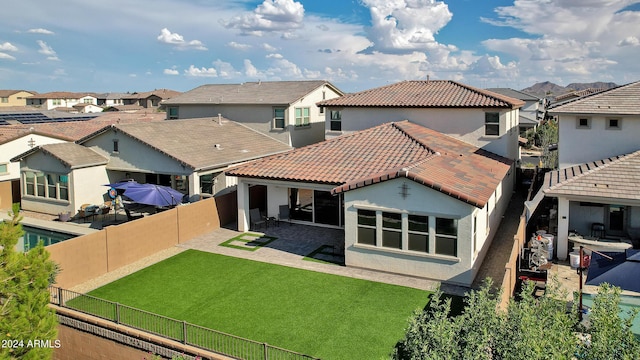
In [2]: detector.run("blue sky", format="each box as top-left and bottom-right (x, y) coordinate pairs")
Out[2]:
(1, 0), (639, 93)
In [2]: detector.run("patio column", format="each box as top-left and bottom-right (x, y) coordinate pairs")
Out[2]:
(556, 197), (570, 260)
(237, 180), (250, 232)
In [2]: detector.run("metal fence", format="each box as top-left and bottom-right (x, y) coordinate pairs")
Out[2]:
(49, 286), (320, 360)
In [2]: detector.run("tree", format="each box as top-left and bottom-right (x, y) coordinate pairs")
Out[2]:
(393, 278), (640, 359)
(0, 204), (59, 360)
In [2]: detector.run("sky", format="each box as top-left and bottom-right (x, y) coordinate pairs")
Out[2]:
(1, 0), (639, 94)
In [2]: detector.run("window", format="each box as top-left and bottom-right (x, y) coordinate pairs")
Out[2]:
(112, 139), (119, 152)
(357, 209), (376, 245)
(23, 171), (68, 200)
(408, 215), (429, 252)
(1, 97), (7, 103)
(0, 163), (8, 174)
(607, 118), (621, 130)
(47, 174), (57, 199)
(295, 107), (310, 127)
(52, 99), (62, 105)
(576, 117), (590, 129)
(274, 108), (286, 129)
(382, 212), (402, 249)
(435, 218), (457, 256)
(485, 113), (500, 136)
(330, 110), (342, 131)
(200, 173), (216, 194)
(58, 175), (69, 200)
(25, 171), (35, 195)
(319, 106), (324, 114)
(472, 215), (477, 254)
(83, 98), (93, 104)
(168, 106), (179, 119)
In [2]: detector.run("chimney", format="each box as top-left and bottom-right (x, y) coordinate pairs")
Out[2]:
(217, 113), (222, 125)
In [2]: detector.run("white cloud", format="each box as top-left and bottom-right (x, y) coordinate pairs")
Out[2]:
(222, 0), (305, 36)
(0, 42), (18, 52)
(228, 41), (252, 50)
(213, 59), (241, 78)
(360, 0), (453, 54)
(28, 28), (54, 35)
(37, 40), (59, 61)
(244, 59), (265, 78)
(157, 28), (207, 50)
(0, 53), (16, 60)
(618, 36), (640, 47)
(266, 53), (283, 59)
(163, 68), (179, 75)
(184, 65), (218, 77)
(262, 43), (277, 52)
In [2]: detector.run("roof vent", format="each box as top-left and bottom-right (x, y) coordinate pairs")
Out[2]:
(214, 144), (222, 150)
(217, 113), (222, 125)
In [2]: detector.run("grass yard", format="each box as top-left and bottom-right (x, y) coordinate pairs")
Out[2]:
(87, 249), (431, 359)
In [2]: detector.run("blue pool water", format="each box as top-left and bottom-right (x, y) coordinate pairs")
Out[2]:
(582, 292), (640, 339)
(18, 225), (77, 252)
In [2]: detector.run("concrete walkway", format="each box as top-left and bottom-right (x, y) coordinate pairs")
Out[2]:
(178, 226), (473, 294)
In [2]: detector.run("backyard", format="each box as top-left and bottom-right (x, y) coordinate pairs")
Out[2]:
(85, 249), (431, 359)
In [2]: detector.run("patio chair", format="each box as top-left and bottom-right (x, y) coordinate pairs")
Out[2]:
(250, 208), (266, 230)
(124, 207), (144, 221)
(278, 205), (291, 226)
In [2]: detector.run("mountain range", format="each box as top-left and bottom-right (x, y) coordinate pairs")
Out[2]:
(520, 81), (618, 98)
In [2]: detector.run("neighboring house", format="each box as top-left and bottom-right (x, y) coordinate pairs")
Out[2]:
(226, 121), (513, 286)
(0, 90), (37, 107)
(317, 80), (524, 161)
(72, 103), (104, 113)
(1, 111), (165, 209)
(163, 80), (344, 147)
(539, 151), (640, 260)
(549, 80), (640, 169)
(26, 92), (98, 110)
(0, 130), (68, 209)
(103, 105), (144, 112)
(528, 80), (640, 260)
(486, 88), (544, 135)
(123, 89), (181, 108)
(96, 92), (128, 107)
(12, 117), (292, 216)
(553, 88), (606, 103)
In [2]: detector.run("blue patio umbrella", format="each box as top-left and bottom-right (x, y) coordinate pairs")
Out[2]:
(104, 179), (138, 190)
(586, 249), (640, 293)
(123, 183), (184, 207)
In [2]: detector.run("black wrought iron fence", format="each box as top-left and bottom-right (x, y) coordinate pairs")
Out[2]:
(49, 286), (319, 360)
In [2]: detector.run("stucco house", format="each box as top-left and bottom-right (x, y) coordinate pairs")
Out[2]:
(123, 89), (180, 109)
(226, 121), (513, 286)
(163, 80), (343, 148)
(0, 90), (37, 107)
(317, 80), (524, 161)
(26, 92), (98, 111)
(529, 80), (640, 260)
(12, 117), (292, 217)
(487, 88), (544, 135)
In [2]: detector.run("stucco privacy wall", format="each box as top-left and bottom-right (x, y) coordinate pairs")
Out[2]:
(48, 197), (220, 289)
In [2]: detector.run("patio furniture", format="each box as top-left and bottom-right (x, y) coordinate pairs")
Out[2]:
(250, 208), (266, 230)
(278, 205), (291, 226)
(591, 222), (605, 238)
(77, 204), (99, 222)
(124, 207), (144, 221)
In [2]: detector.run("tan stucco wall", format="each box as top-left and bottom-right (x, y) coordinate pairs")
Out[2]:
(48, 198), (221, 289)
(0, 180), (13, 210)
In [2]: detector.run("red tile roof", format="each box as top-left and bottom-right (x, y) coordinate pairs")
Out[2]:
(227, 121), (512, 208)
(317, 80), (525, 109)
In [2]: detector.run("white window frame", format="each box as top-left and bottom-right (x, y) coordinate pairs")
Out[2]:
(330, 110), (342, 131)
(273, 107), (286, 129)
(0, 163), (8, 175)
(23, 171), (69, 201)
(606, 117), (621, 130)
(576, 117), (591, 129)
(484, 112), (500, 136)
(294, 107), (310, 127)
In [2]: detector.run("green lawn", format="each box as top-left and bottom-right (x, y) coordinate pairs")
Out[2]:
(86, 249), (430, 359)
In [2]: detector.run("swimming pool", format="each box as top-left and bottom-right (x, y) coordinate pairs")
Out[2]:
(17, 225), (78, 252)
(582, 292), (640, 339)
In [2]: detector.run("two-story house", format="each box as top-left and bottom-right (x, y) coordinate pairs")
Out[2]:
(533, 80), (640, 260)
(26, 92), (98, 110)
(0, 90), (37, 107)
(487, 88), (544, 135)
(317, 80), (524, 161)
(163, 81), (343, 148)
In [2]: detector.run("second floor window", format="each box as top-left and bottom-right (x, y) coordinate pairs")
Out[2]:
(330, 110), (342, 131)
(485, 112), (499, 136)
(274, 108), (286, 129)
(52, 99), (62, 105)
(295, 107), (310, 127)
